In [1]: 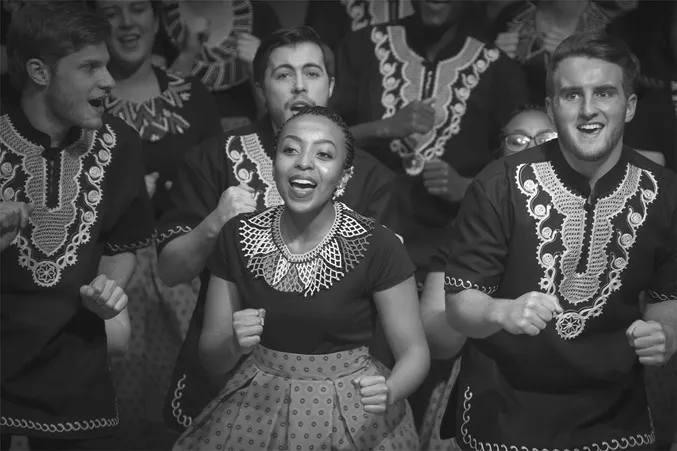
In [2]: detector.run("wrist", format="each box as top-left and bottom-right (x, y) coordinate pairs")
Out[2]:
(385, 379), (397, 406)
(376, 118), (394, 139)
(202, 211), (227, 240)
(488, 299), (507, 330)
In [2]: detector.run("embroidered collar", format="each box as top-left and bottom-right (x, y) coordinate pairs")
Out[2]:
(397, 15), (483, 63)
(239, 202), (375, 297)
(254, 115), (276, 160)
(4, 103), (83, 153)
(545, 139), (634, 201)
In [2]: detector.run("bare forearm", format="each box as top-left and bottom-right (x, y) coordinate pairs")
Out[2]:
(98, 252), (136, 289)
(199, 334), (244, 376)
(446, 289), (507, 339)
(106, 310), (131, 356)
(423, 311), (466, 360)
(349, 119), (393, 149)
(157, 215), (223, 286)
(386, 344), (430, 405)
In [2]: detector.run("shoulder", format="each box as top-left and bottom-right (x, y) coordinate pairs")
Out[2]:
(628, 147), (677, 196)
(99, 114), (142, 155)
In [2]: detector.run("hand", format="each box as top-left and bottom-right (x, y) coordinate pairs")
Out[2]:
(0, 201), (33, 251)
(235, 32), (261, 67)
(232, 308), (265, 353)
(385, 98), (436, 139)
(210, 183), (257, 230)
(497, 291), (562, 336)
(80, 274), (128, 320)
(627, 320), (675, 366)
(423, 159), (470, 202)
(180, 16), (209, 56)
(352, 375), (390, 414)
(541, 28), (569, 55)
(495, 31), (520, 58)
(145, 172), (160, 198)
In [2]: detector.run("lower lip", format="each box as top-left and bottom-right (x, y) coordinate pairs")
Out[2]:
(90, 103), (104, 114)
(288, 182), (315, 199)
(119, 37), (140, 50)
(577, 126), (604, 137)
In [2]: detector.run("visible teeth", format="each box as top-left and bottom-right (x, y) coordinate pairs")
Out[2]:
(291, 180), (315, 188)
(579, 124), (602, 130)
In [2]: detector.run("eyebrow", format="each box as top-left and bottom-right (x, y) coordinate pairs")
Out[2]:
(272, 62), (324, 73)
(284, 134), (337, 150)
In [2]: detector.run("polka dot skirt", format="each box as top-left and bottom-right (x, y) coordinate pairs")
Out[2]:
(419, 358), (462, 451)
(173, 346), (420, 451)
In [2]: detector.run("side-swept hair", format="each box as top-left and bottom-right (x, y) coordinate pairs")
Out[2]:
(545, 31), (640, 98)
(252, 26), (332, 85)
(7, 1), (111, 91)
(273, 106), (355, 170)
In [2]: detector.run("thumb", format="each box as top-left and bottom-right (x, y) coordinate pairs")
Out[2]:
(351, 377), (362, 389)
(626, 319), (645, 342)
(238, 181), (255, 193)
(149, 172), (160, 181)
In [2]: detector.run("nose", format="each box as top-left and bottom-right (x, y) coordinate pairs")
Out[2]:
(292, 73), (307, 94)
(579, 94), (597, 118)
(120, 8), (133, 27)
(100, 67), (116, 91)
(294, 149), (314, 170)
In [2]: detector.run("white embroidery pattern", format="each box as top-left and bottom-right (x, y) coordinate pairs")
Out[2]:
(106, 235), (155, 254)
(0, 415), (119, 434)
(516, 162), (658, 339)
(444, 276), (497, 295)
(460, 386), (655, 451)
(671, 80), (677, 117)
(341, 0), (413, 31)
(226, 133), (283, 207)
(157, 225), (193, 246)
(240, 203), (373, 297)
(170, 374), (193, 428)
(371, 26), (499, 174)
(647, 289), (677, 302)
(104, 71), (192, 142)
(0, 116), (114, 287)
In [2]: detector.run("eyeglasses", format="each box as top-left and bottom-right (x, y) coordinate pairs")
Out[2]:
(501, 131), (558, 155)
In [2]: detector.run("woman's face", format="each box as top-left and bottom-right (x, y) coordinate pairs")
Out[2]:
(97, 1), (158, 70)
(274, 114), (349, 216)
(501, 110), (557, 155)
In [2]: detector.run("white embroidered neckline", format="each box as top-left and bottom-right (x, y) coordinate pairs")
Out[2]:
(240, 202), (374, 297)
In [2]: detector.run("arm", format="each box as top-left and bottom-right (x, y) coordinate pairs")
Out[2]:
(445, 289), (507, 339)
(643, 300), (677, 356)
(99, 252), (136, 356)
(198, 275), (244, 375)
(421, 271), (466, 359)
(374, 276), (430, 404)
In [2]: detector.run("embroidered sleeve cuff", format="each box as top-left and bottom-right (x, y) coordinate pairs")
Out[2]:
(646, 289), (677, 303)
(444, 276), (498, 295)
(156, 225), (193, 250)
(104, 234), (155, 255)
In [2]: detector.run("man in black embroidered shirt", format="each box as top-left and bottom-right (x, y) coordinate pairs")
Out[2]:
(439, 31), (677, 450)
(0, 2), (154, 449)
(157, 26), (397, 433)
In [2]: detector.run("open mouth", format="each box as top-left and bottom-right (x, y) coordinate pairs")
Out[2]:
(288, 176), (317, 197)
(289, 100), (314, 114)
(88, 96), (107, 110)
(577, 122), (604, 135)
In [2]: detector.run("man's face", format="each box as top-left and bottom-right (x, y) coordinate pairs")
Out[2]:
(546, 56), (636, 163)
(46, 43), (114, 130)
(413, 0), (465, 29)
(259, 42), (334, 129)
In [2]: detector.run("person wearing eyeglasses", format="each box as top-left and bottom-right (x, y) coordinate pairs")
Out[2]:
(499, 104), (558, 156)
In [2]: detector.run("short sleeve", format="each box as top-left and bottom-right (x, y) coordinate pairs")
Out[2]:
(103, 125), (155, 255)
(442, 170), (511, 295)
(646, 185), (677, 303)
(368, 225), (416, 293)
(156, 134), (227, 251)
(206, 216), (239, 282)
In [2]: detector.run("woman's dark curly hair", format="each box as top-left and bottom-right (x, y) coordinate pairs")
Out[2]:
(273, 106), (355, 170)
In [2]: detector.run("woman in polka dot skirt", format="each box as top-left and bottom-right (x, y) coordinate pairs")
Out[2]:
(172, 107), (430, 451)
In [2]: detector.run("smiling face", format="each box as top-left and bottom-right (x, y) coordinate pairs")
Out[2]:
(546, 56), (636, 162)
(97, 0), (158, 70)
(46, 43), (115, 130)
(274, 114), (348, 216)
(259, 42), (334, 130)
(502, 110), (556, 155)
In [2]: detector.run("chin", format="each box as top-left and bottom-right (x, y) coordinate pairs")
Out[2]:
(78, 114), (105, 131)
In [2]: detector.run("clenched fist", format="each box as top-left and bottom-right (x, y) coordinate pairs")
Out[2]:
(233, 308), (265, 353)
(497, 291), (563, 336)
(352, 375), (390, 414)
(0, 201), (33, 251)
(80, 274), (128, 320)
(627, 320), (675, 366)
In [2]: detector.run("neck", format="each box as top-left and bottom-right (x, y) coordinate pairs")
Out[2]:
(108, 57), (155, 88)
(20, 90), (70, 147)
(422, 20), (460, 62)
(560, 140), (624, 190)
(541, 0), (589, 24)
(280, 203), (336, 248)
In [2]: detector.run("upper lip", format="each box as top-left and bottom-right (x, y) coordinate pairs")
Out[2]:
(577, 122), (604, 128)
(288, 98), (314, 110)
(289, 175), (317, 185)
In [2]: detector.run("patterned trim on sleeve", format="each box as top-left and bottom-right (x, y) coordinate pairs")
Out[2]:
(646, 289), (677, 302)
(0, 414), (119, 435)
(444, 276), (498, 295)
(105, 235), (156, 254)
(156, 225), (193, 246)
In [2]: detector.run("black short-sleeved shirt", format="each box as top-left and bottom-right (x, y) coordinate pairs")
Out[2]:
(331, 17), (529, 231)
(0, 107), (155, 439)
(104, 66), (221, 219)
(437, 140), (677, 449)
(208, 202), (415, 354)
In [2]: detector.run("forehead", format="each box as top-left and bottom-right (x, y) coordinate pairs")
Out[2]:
(505, 110), (553, 132)
(553, 56), (624, 90)
(283, 115), (344, 143)
(266, 42), (325, 71)
(60, 43), (110, 65)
